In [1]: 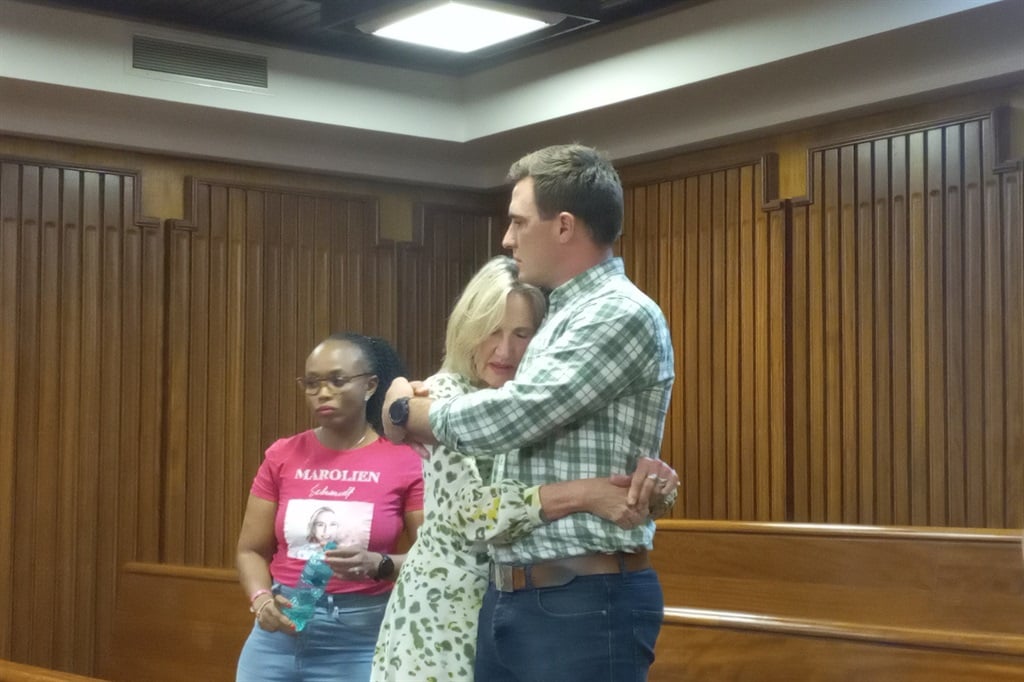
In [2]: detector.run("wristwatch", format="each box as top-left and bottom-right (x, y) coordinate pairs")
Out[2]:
(388, 396), (411, 427)
(375, 552), (395, 581)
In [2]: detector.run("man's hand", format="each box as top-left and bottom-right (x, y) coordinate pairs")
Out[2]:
(610, 457), (679, 516)
(381, 377), (414, 443)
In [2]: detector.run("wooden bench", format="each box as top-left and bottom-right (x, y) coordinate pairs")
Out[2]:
(650, 521), (1024, 681)
(98, 522), (1024, 681)
(98, 563), (248, 682)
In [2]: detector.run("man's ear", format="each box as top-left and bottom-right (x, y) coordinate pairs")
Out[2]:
(556, 212), (576, 243)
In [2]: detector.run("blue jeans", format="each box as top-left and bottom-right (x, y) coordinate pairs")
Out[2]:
(474, 568), (663, 682)
(235, 588), (389, 682)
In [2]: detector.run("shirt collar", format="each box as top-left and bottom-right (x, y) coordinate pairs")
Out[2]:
(547, 257), (623, 312)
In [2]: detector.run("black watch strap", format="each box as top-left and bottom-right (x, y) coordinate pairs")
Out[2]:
(375, 552), (395, 581)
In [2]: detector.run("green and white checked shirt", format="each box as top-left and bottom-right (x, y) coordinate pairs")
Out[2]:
(429, 258), (675, 564)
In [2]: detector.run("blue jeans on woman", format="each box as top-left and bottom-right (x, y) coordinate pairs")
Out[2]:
(474, 568), (663, 681)
(235, 587), (389, 682)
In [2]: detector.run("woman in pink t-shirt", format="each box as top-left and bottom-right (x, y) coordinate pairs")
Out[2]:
(235, 332), (425, 682)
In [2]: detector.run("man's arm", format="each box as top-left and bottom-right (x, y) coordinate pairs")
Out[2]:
(428, 298), (671, 455)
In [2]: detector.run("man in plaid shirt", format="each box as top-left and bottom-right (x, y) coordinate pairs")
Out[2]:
(384, 143), (675, 681)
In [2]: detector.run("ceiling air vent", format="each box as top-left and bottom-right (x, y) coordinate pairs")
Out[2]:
(132, 35), (268, 88)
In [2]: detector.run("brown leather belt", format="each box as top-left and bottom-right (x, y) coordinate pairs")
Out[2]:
(491, 549), (650, 593)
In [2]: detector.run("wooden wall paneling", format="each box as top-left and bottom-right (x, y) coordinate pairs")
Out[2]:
(790, 111), (1023, 527)
(0, 156), (159, 676)
(396, 204), (504, 380)
(622, 160), (786, 521)
(1002, 167), (1024, 528)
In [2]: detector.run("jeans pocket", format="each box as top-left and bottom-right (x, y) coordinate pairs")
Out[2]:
(632, 608), (663, 668)
(534, 578), (608, 618)
(330, 602), (387, 632)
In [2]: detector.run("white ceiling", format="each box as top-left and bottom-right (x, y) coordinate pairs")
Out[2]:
(1, 0), (1022, 188)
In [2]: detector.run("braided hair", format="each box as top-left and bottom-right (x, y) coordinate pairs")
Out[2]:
(326, 332), (407, 434)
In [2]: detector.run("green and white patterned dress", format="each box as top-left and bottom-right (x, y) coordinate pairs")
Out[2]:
(371, 372), (544, 682)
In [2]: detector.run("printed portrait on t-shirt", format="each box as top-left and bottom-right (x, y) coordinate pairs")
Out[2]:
(284, 499), (373, 560)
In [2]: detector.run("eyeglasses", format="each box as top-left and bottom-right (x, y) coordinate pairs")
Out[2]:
(296, 372), (373, 395)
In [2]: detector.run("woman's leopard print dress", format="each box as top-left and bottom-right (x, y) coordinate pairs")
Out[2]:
(372, 372), (544, 682)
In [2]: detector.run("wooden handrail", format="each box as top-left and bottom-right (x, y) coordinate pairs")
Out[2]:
(0, 660), (108, 681)
(664, 607), (1024, 657)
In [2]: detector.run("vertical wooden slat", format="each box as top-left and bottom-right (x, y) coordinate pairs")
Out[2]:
(908, 130), (930, 525)
(35, 167), (60, 665)
(929, 125), (950, 520)
(94, 172), (123, 672)
(839, 146), (859, 524)
(0, 163), (20, 659)
(823, 148), (843, 523)
(961, 120), (987, 528)
(872, 138), (894, 525)
(76, 170), (102, 669)
(683, 177), (700, 519)
(790, 202), (809, 522)
(891, 136), (911, 525)
(724, 169), (740, 519)
(739, 166), (756, 520)
(12, 164), (40, 664)
(943, 125), (967, 527)
(238, 189), (264, 551)
(855, 142), (876, 524)
(56, 169), (83, 664)
(768, 205), (788, 521)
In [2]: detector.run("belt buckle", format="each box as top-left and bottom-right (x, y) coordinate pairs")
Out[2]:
(492, 564), (526, 592)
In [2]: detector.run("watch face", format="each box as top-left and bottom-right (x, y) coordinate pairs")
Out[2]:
(389, 397), (410, 426)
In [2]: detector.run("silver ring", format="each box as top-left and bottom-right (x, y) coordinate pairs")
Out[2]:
(657, 477), (668, 485)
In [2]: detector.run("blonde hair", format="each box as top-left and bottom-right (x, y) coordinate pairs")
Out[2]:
(440, 256), (547, 384)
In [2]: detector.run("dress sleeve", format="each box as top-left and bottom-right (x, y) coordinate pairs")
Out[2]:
(426, 373), (546, 547)
(452, 462), (546, 547)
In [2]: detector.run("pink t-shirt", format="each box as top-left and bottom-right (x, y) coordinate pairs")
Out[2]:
(251, 431), (424, 596)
